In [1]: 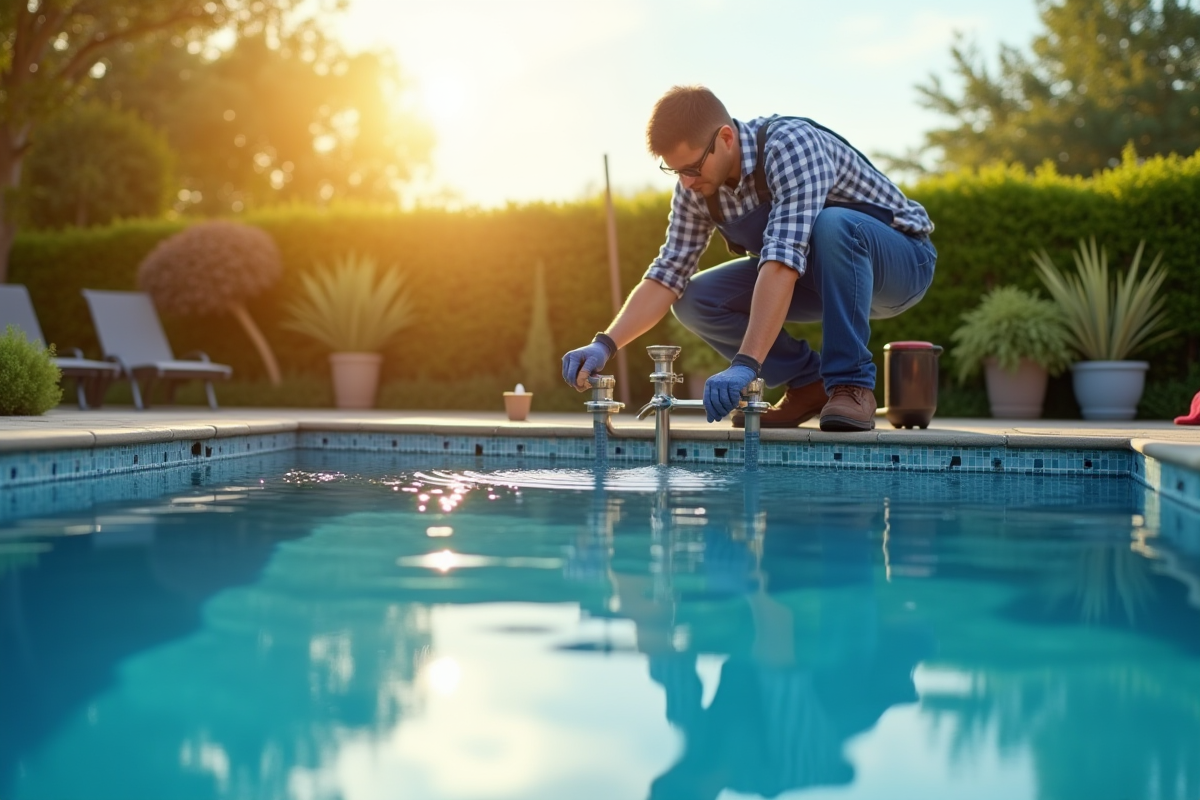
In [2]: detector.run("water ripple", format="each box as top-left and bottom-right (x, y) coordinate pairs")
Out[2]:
(409, 466), (732, 494)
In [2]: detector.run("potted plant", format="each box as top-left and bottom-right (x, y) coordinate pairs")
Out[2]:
(950, 286), (1073, 418)
(664, 315), (728, 399)
(1033, 238), (1173, 420)
(282, 253), (415, 409)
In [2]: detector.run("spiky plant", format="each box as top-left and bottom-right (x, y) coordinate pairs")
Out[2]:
(950, 286), (1074, 383)
(282, 253), (415, 352)
(1031, 238), (1174, 361)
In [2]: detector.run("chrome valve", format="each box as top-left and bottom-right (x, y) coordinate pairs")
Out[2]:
(583, 346), (764, 469)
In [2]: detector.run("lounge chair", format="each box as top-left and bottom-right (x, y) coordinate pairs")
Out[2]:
(81, 289), (232, 410)
(0, 284), (120, 409)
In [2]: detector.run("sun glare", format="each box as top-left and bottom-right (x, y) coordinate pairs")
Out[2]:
(419, 74), (469, 128)
(425, 656), (462, 696)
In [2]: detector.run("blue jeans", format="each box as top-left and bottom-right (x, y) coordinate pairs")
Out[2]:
(672, 207), (937, 390)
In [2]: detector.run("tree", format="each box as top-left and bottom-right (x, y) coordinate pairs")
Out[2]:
(0, 0), (324, 282)
(889, 0), (1200, 176)
(21, 102), (174, 228)
(91, 31), (434, 216)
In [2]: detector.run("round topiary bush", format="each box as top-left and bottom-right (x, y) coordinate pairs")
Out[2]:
(0, 325), (62, 415)
(138, 221), (283, 384)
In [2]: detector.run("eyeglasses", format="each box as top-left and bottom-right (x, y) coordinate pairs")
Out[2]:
(659, 127), (721, 178)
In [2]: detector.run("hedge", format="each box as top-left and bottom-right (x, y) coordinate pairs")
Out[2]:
(9, 150), (1199, 414)
(886, 149), (1200, 378)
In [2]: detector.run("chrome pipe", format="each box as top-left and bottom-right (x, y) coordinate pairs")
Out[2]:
(636, 396), (703, 420)
(740, 378), (769, 471)
(645, 346), (686, 466)
(585, 349), (770, 469)
(586, 375), (624, 461)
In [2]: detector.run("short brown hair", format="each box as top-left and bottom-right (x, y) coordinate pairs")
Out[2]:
(646, 85), (732, 156)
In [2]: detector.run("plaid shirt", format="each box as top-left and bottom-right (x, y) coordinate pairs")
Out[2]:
(644, 115), (934, 296)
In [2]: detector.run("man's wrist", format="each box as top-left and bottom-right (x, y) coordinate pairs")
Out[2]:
(592, 332), (618, 358)
(731, 353), (762, 376)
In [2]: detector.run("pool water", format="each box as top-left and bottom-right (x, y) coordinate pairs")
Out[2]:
(1, 452), (1198, 800)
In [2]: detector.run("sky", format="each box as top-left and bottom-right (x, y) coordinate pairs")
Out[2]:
(331, 0), (1044, 208)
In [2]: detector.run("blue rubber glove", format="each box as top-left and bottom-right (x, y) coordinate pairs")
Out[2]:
(703, 364), (757, 422)
(561, 340), (613, 390)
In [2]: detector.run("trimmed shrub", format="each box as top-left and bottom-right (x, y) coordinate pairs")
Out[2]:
(0, 325), (62, 415)
(138, 220), (281, 315)
(139, 220), (284, 383)
(9, 150), (1200, 416)
(11, 218), (186, 366)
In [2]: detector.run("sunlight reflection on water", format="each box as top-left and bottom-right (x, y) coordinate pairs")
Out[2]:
(287, 464), (732, 495)
(418, 466), (730, 493)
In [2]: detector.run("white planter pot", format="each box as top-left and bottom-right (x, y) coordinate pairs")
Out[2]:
(1070, 360), (1148, 420)
(329, 352), (382, 409)
(984, 358), (1048, 419)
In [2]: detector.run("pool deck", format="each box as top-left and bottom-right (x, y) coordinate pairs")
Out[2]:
(1, 407), (1198, 468)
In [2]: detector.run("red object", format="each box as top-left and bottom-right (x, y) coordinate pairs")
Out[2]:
(884, 341), (941, 350)
(1175, 390), (1200, 425)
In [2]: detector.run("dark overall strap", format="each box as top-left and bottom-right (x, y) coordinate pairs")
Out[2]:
(705, 116), (891, 225)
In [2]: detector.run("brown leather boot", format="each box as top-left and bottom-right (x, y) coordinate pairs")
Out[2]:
(819, 385), (877, 432)
(732, 379), (826, 429)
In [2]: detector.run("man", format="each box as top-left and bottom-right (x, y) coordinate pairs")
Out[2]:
(561, 86), (937, 431)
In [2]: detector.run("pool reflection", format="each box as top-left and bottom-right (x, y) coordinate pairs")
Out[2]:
(0, 456), (1198, 800)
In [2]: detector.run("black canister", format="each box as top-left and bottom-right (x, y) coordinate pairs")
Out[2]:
(883, 341), (943, 429)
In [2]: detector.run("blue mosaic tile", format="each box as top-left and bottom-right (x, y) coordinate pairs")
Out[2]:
(296, 431), (604, 461)
(0, 432), (295, 490)
(0, 451), (302, 525)
(1142, 484), (1200, 559)
(293, 433), (1135, 477)
(1133, 452), (1200, 513)
(0, 428), (1188, 514)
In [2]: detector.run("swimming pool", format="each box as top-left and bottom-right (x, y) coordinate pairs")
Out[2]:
(1, 451), (1198, 800)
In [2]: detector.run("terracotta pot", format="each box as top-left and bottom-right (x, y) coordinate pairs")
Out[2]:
(984, 358), (1048, 419)
(329, 352), (382, 409)
(1071, 360), (1148, 420)
(503, 392), (533, 421)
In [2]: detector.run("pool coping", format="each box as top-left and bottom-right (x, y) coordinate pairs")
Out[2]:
(3, 411), (1197, 450)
